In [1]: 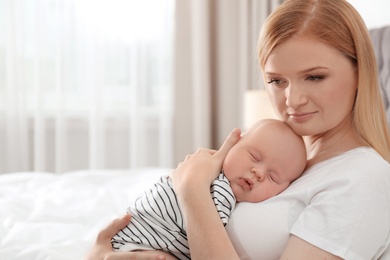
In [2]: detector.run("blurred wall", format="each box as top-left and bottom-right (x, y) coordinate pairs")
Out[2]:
(348, 0), (390, 29)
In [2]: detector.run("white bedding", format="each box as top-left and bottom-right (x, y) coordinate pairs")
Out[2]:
(2, 168), (389, 260)
(0, 168), (171, 260)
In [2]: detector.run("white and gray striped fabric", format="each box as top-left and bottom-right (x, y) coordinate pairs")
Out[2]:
(111, 172), (236, 259)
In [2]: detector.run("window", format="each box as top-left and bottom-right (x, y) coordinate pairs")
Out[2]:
(0, 0), (175, 173)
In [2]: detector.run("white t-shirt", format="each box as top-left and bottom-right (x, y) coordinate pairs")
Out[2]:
(226, 147), (390, 260)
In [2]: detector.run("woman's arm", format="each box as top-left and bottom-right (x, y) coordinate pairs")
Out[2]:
(179, 184), (240, 259)
(281, 235), (342, 260)
(171, 129), (241, 259)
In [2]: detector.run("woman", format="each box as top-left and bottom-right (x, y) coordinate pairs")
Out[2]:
(85, 0), (390, 259)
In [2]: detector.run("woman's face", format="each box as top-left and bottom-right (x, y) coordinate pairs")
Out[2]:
(263, 35), (357, 137)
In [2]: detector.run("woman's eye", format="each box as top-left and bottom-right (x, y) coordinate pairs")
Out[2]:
(267, 78), (287, 88)
(267, 79), (281, 85)
(306, 75), (325, 81)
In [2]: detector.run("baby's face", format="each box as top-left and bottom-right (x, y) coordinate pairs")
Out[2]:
(223, 121), (306, 203)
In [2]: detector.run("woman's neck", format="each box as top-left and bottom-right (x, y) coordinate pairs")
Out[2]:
(303, 122), (366, 169)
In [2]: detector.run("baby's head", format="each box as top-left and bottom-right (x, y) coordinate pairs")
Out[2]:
(222, 119), (306, 202)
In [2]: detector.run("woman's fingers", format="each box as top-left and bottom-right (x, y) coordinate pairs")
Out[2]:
(104, 251), (168, 260)
(171, 128), (241, 196)
(214, 128), (241, 160)
(85, 214), (169, 260)
(179, 128), (240, 165)
(84, 215), (131, 260)
(97, 214), (131, 242)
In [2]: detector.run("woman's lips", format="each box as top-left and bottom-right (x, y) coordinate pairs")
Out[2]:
(288, 112), (317, 122)
(239, 178), (253, 190)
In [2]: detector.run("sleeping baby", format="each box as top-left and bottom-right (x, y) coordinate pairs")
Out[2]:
(111, 118), (307, 259)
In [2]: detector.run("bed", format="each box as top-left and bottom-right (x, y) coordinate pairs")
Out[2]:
(1, 26), (390, 260)
(0, 168), (171, 260)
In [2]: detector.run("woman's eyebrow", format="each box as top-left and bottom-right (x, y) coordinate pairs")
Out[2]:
(298, 66), (329, 74)
(265, 66), (329, 76)
(264, 71), (281, 77)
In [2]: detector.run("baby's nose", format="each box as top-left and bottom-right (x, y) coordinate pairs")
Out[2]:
(251, 169), (265, 181)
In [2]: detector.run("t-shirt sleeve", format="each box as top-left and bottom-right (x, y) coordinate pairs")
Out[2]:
(290, 160), (390, 260)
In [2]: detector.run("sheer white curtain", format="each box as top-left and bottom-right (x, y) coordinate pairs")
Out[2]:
(173, 0), (282, 165)
(0, 0), (175, 173)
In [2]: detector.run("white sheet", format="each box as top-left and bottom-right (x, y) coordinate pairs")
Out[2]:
(0, 168), (170, 260)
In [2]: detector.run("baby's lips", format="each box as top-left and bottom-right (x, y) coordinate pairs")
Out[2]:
(239, 178), (253, 190)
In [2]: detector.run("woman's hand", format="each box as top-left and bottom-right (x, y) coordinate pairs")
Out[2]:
(172, 128), (241, 199)
(169, 128), (242, 259)
(84, 214), (171, 260)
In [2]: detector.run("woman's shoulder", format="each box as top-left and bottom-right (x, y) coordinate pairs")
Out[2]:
(287, 147), (390, 259)
(286, 147), (390, 196)
(339, 146), (389, 162)
(305, 146), (389, 177)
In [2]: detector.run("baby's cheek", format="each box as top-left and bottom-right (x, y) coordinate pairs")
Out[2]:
(274, 183), (290, 196)
(231, 183), (244, 202)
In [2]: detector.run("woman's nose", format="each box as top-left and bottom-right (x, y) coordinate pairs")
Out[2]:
(285, 84), (307, 108)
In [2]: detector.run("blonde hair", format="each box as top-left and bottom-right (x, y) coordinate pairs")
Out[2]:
(258, 0), (390, 162)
